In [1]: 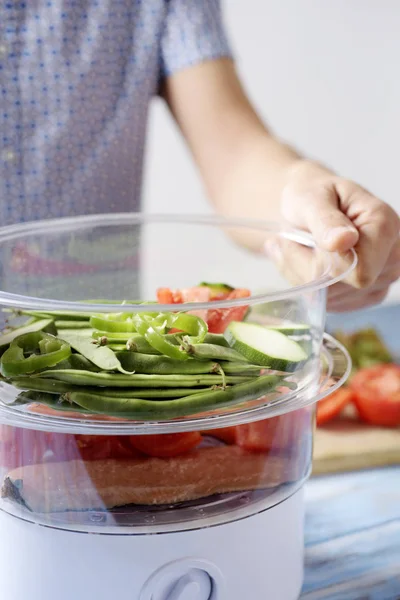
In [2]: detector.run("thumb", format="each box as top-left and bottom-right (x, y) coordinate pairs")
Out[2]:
(281, 184), (359, 253)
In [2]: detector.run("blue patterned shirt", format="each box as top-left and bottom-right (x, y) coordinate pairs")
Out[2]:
(0, 0), (231, 225)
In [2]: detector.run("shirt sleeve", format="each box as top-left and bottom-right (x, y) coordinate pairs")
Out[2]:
(160, 0), (233, 79)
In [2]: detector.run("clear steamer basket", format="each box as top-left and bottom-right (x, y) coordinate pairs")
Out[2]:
(0, 214), (354, 536)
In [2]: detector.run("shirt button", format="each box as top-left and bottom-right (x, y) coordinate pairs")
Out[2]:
(2, 149), (16, 162)
(0, 44), (7, 58)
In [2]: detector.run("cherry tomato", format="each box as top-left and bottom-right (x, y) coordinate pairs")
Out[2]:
(350, 364), (400, 427)
(316, 388), (354, 426)
(129, 432), (202, 458)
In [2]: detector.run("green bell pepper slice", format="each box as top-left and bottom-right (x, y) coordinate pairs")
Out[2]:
(1, 332), (71, 377)
(132, 314), (189, 360)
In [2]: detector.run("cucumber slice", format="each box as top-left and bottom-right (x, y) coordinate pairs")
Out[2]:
(224, 321), (308, 371)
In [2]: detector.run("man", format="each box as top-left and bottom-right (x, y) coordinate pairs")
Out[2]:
(1, 0), (399, 310)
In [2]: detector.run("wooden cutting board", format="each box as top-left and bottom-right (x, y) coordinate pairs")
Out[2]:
(313, 305), (400, 475)
(313, 406), (400, 475)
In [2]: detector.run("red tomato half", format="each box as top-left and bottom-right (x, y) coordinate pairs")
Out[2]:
(129, 432), (202, 458)
(350, 364), (400, 427)
(316, 388), (354, 426)
(76, 435), (141, 461)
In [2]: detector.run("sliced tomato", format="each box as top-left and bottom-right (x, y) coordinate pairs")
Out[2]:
(201, 426), (238, 444)
(76, 435), (141, 461)
(156, 285), (250, 333)
(156, 286), (210, 305)
(206, 288), (251, 334)
(129, 432), (202, 458)
(28, 403), (127, 421)
(350, 364), (400, 427)
(231, 410), (311, 452)
(316, 388), (354, 426)
(234, 418), (281, 452)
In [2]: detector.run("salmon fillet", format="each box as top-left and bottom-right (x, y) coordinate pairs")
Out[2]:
(1, 445), (308, 513)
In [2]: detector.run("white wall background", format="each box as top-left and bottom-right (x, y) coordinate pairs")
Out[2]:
(142, 0), (400, 302)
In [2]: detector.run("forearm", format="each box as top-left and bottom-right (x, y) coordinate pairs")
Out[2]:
(207, 129), (302, 221)
(164, 58), (309, 221)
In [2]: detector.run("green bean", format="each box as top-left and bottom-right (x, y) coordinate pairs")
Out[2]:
(214, 362), (261, 375)
(17, 390), (91, 414)
(94, 332), (162, 354)
(107, 344), (129, 352)
(58, 332), (132, 374)
(12, 377), (217, 398)
(37, 369), (254, 388)
(49, 354), (100, 372)
(92, 331), (138, 342)
(182, 341), (249, 363)
(43, 321), (58, 336)
(115, 352), (219, 375)
(17, 310), (92, 321)
(13, 377), (72, 395)
(55, 321), (93, 330)
(66, 374), (283, 419)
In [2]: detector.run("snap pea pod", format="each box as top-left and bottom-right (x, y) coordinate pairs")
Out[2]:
(37, 369), (253, 388)
(0, 318), (53, 348)
(65, 374), (283, 420)
(181, 341), (251, 363)
(12, 376), (217, 398)
(115, 351), (219, 375)
(58, 332), (132, 374)
(203, 333), (229, 347)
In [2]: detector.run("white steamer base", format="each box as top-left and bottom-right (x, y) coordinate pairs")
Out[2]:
(0, 488), (304, 600)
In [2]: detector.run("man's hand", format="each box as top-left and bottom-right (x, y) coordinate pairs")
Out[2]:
(271, 160), (400, 311)
(163, 58), (400, 311)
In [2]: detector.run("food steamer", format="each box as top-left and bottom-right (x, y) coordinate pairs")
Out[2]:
(0, 214), (355, 600)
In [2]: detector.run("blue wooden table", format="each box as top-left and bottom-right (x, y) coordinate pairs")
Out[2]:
(302, 304), (400, 598)
(302, 468), (400, 599)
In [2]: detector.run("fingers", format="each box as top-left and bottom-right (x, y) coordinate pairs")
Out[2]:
(336, 184), (400, 289)
(327, 287), (390, 313)
(264, 236), (326, 287)
(328, 240), (400, 299)
(281, 179), (359, 253)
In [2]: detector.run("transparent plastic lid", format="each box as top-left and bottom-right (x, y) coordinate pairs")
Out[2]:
(0, 214), (355, 434)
